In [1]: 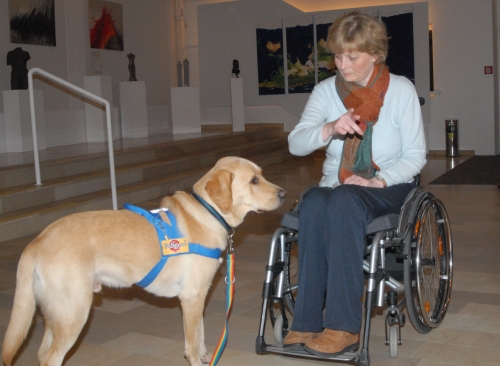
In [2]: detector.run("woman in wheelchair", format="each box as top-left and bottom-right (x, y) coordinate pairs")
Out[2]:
(284, 11), (426, 357)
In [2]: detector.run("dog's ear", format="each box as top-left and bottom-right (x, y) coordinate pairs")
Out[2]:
(205, 169), (234, 214)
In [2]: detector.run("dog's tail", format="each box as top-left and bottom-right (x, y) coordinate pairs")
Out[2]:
(2, 248), (37, 366)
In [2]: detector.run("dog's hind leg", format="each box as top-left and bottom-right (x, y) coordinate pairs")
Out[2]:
(38, 302), (91, 366)
(180, 293), (207, 366)
(36, 274), (94, 366)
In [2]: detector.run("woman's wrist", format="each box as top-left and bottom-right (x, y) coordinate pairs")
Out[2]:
(374, 174), (387, 187)
(322, 121), (337, 141)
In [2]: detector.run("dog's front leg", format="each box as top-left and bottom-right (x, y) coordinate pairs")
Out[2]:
(180, 294), (207, 366)
(198, 317), (212, 363)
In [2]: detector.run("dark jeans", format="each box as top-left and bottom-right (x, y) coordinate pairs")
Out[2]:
(290, 182), (415, 334)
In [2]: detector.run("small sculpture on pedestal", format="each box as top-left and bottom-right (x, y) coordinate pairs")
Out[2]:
(183, 58), (189, 87)
(232, 59), (240, 78)
(127, 53), (137, 81)
(177, 61), (183, 87)
(7, 47), (31, 90)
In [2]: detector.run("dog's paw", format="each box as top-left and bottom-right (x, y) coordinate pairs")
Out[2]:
(200, 352), (213, 364)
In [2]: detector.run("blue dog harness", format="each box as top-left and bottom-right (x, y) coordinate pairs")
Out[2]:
(124, 203), (222, 288)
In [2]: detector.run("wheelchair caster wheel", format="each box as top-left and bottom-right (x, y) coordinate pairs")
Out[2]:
(389, 326), (399, 358)
(274, 314), (285, 345)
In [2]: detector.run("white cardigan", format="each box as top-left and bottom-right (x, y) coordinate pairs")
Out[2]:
(288, 73), (427, 187)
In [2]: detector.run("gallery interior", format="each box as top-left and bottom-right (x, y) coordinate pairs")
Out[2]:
(0, 1), (499, 365)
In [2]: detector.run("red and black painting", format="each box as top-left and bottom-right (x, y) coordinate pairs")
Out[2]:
(89, 0), (124, 51)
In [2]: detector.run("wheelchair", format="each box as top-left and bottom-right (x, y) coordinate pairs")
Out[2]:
(255, 185), (453, 365)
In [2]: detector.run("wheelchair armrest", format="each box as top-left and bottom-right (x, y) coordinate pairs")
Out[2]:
(366, 214), (400, 235)
(281, 211), (300, 231)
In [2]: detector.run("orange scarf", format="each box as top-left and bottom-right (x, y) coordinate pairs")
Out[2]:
(335, 63), (390, 183)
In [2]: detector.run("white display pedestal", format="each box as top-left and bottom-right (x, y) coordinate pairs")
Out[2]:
(170, 87), (201, 134)
(84, 75), (113, 142)
(119, 81), (148, 138)
(2, 90), (46, 152)
(230, 78), (245, 132)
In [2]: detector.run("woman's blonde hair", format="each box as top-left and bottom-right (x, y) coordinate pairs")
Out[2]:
(325, 11), (388, 64)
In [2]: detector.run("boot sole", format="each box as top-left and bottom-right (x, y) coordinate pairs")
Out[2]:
(282, 343), (306, 351)
(303, 342), (360, 357)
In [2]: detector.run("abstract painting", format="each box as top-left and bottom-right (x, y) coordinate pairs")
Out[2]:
(315, 13), (339, 83)
(256, 18), (285, 95)
(9, 0), (56, 46)
(89, 0), (124, 51)
(286, 16), (314, 94)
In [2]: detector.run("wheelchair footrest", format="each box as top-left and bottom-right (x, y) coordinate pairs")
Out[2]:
(263, 344), (359, 363)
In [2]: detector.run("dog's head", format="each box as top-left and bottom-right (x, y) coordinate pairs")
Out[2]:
(193, 157), (286, 227)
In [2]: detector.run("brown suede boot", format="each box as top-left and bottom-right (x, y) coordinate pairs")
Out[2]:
(283, 330), (319, 349)
(304, 329), (359, 357)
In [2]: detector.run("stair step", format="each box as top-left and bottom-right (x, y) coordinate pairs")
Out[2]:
(0, 124), (285, 190)
(0, 125), (293, 241)
(0, 137), (288, 214)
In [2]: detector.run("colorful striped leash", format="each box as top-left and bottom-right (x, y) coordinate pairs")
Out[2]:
(209, 230), (235, 366)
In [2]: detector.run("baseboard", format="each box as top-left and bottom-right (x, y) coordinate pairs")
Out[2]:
(428, 149), (475, 156)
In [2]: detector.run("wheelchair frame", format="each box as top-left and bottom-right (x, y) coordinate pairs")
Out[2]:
(256, 188), (453, 366)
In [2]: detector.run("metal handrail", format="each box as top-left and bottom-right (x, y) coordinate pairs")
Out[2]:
(28, 67), (118, 210)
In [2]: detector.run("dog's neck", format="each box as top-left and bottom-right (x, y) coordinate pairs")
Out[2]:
(191, 191), (233, 233)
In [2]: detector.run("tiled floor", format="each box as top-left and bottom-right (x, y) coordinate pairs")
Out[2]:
(1, 147), (500, 366)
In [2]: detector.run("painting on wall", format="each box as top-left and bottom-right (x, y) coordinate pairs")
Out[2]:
(256, 18), (285, 95)
(255, 9), (416, 95)
(382, 11), (415, 84)
(89, 0), (124, 51)
(9, 0), (56, 46)
(315, 14), (338, 84)
(286, 16), (314, 94)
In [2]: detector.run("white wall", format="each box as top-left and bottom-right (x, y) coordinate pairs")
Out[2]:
(197, 0), (498, 155)
(1, 0), (498, 155)
(197, 0), (306, 127)
(1, 0), (172, 148)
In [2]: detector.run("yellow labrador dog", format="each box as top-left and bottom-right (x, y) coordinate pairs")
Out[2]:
(2, 156), (286, 366)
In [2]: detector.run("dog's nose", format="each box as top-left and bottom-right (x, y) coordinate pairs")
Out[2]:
(278, 188), (287, 200)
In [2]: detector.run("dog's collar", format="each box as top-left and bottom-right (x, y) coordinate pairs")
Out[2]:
(191, 191), (233, 233)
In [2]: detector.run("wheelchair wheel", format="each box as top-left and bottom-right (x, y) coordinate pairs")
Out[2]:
(274, 313), (285, 344)
(404, 196), (453, 334)
(389, 326), (398, 358)
(283, 240), (299, 314)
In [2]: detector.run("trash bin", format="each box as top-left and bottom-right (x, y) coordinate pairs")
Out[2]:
(445, 119), (459, 157)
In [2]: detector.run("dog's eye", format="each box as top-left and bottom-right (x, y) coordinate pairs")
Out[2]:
(251, 176), (259, 185)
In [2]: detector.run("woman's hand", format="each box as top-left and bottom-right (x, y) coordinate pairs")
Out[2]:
(344, 175), (385, 188)
(322, 108), (363, 141)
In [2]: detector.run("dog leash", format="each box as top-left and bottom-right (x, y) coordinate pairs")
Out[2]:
(190, 191), (235, 366)
(209, 232), (235, 366)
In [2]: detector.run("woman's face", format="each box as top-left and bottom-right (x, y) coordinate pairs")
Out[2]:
(334, 51), (378, 87)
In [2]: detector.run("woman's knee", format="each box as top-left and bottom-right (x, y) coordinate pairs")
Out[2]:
(326, 185), (365, 209)
(298, 186), (328, 212)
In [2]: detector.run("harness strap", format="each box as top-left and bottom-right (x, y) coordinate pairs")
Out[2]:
(124, 204), (221, 288)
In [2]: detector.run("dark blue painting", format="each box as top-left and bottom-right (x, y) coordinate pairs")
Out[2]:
(256, 19), (285, 95)
(286, 17), (315, 94)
